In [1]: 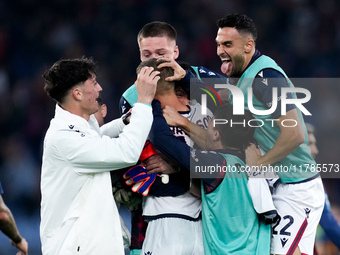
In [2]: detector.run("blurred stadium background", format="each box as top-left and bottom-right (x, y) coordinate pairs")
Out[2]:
(0, 0), (339, 254)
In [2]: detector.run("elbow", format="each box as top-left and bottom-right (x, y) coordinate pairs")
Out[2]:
(290, 132), (305, 151)
(0, 211), (9, 225)
(295, 129), (305, 146)
(287, 123), (305, 147)
(296, 124), (306, 145)
(122, 150), (140, 166)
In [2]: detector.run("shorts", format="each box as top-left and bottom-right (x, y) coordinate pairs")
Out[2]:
(271, 177), (324, 255)
(141, 217), (204, 255)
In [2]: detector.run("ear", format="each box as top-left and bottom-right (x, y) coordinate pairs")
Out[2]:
(101, 104), (107, 118)
(244, 37), (255, 53)
(212, 128), (221, 141)
(72, 87), (82, 101)
(173, 45), (179, 60)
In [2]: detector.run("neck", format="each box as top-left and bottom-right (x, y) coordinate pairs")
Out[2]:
(208, 141), (223, 151)
(243, 48), (256, 70)
(60, 103), (91, 121)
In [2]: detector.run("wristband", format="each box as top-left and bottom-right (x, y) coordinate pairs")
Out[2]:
(122, 111), (131, 125)
(12, 235), (22, 244)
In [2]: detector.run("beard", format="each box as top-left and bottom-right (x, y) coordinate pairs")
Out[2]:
(230, 54), (246, 77)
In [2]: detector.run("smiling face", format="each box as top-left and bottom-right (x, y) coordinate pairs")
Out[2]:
(216, 27), (255, 77)
(76, 74), (103, 117)
(139, 36), (179, 62)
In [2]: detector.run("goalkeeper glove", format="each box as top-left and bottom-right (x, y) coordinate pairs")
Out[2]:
(123, 165), (159, 196)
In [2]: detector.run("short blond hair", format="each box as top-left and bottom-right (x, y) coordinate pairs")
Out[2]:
(137, 21), (177, 44)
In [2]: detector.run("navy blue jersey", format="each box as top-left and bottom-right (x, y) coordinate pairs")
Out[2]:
(0, 181), (3, 195)
(177, 65), (229, 113)
(177, 65), (229, 95)
(149, 100), (247, 193)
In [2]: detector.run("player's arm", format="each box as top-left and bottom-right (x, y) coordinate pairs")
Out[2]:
(144, 153), (180, 175)
(102, 89), (133, 137)
(246, 69), (305, 167)
(162, 105), (208, 149)
(195, 66), (230, 103)
(149, 100), (191, 170)
(149, 100), (223, 179)
(100, 116), (126, 138)
(0, 195), (28, 254)
(176, 65), (229, 112)
(247, 109), (305, 167)
(119, 95), (133, 115)
(319, 193), (340, 248)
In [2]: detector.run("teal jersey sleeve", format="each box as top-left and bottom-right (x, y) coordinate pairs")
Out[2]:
(119, 84), (138, 115)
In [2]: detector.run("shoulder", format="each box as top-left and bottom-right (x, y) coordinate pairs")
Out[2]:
(194, 66), (227, 80)
(256, 68), (285, 79)
(191, 149), (225, 165)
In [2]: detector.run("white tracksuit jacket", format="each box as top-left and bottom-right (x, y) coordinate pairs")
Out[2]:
(40, 103), (152, 255)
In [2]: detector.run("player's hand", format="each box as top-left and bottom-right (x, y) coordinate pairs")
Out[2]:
(114, 188), (141, 211)
(135, 66), (160, 105)
(144, 154), (180, 175)
(140, 140), (158, 162)
(11, 237), (28, 255)
(245, 143), (262, 167)
(123, 165), (158, 196)
(157, 57), (186, 81)
(163, 105), (188, 127)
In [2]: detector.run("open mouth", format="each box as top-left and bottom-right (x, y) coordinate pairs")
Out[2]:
(222, 58), (232, 64)
(96, 96), (103, 105)
(221, 59), (232, 74)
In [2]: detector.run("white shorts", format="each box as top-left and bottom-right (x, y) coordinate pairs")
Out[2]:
(141, 217), (204, 255)
(271, 177), (324, 255)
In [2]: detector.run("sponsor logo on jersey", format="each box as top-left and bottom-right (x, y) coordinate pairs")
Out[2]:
(280, 237), (289, 248)
(261, 78), (268, 86)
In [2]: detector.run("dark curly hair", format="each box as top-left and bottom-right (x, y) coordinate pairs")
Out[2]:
(217, 13), (257, 41)
(43, 57), (97, 103)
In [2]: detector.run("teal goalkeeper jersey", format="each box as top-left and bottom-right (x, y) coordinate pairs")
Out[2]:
(231, 55), (316, 183)
(201, 153), (271, 255)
